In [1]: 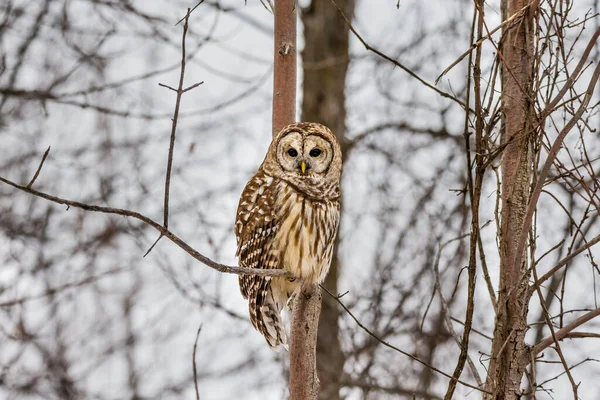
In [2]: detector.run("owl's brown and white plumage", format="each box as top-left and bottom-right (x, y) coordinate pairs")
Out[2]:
(235, 122), (342, 348)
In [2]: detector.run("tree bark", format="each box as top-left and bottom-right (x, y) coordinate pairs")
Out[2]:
(484, 1), (534, 398)
(272, 0), (297, 136)
(300, 1), (356, 399)
(272, 2), (322, 399)
(289, 283), (322, 400)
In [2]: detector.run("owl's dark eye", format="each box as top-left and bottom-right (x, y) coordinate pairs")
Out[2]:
(287, 148), (298, 157)
(309, 148), (322, 157)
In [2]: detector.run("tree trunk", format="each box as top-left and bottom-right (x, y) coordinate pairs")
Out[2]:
(271, 2), (322, 399)
(289, 283), (322, 400)
(272, 0), (297, 136)
(484, 1), (534, 398)
(300, 1), (356, 399)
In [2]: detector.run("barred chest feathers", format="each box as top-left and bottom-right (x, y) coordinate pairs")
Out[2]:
(274, 181), (340, 284)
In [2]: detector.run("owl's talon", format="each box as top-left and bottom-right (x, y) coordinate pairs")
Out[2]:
(286, 292), (297, 309)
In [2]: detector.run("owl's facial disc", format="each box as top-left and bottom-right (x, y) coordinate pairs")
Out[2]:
(276, 132), (334, 177)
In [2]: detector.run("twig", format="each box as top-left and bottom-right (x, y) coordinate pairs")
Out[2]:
(431, 237), (483, 388)
(446, 4), (486, 396)
(327, 0), (471, 112)
(0, 174), (292, 279)
(436, 2), (531, 83)
(27, 146), (51, 188)
(193, 324), (203, 400)
(320, 286), (489, 394)
(537, 26), (600, 120)
(536, 358), (598, 388)
(176, 0), (205, 26)
(530, 259), (579, 397)
(514, 62), (600, 282)
(530, 234), (600, 294)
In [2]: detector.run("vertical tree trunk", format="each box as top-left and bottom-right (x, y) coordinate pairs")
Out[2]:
(300, 1), (356, 399)
(484, 1), (534, 398)
(271, 2), (322, 399)
(272, 0), (297, 136)
(289, 282), (322, 400)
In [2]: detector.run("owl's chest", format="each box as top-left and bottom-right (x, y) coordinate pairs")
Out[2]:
(273, 189), (337, 283)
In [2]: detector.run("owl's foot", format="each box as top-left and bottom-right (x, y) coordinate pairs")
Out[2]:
(286, 291), (297, 309)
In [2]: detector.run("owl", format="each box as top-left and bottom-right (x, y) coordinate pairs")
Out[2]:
(235, 122), (342, 348)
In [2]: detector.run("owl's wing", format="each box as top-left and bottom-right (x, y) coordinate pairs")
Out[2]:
(235, 172), (287, 347)
(235, 172), (279, 292)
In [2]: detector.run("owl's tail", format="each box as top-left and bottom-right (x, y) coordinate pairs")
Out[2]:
(250, 286), (288, 349)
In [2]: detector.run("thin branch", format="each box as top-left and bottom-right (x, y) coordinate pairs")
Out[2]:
(436, 1), (532, 83)
(327, 0), (470, 112)
(538, 26), (600, 120)
(531, 307), (600, 360)
(320, 286), (489, 394)
(161, 9), (204, 231)
(0, 175), (292, 278)
(27, 146), (51, 188)
(530, 234), (600, 294)
(148, 8), (204, 256)
(192, 324), (203, 400)
(531, 258), (579, 397)
(177, 0), (205, 26)
(514, 60), (600, 287)
(432, 237), (483, 388)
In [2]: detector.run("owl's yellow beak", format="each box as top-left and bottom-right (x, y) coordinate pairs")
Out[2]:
(300, 161), (307, 174)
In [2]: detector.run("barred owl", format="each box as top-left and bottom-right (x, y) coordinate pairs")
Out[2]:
(235, 122), (342, 348)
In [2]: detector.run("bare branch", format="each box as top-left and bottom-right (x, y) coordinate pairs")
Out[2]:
(327, 0), (470, 112)
(531, 308), (600, 360)
(161, 9), (203, 231)
(513, 34), (600, 276)
(0, 175), (292, 278)
(531, 234), (600, 294)
(436, 1), (531, 83)
(320, 286), (489, 394)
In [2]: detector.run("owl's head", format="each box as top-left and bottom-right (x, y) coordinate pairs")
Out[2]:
(262, 122), (342, 198)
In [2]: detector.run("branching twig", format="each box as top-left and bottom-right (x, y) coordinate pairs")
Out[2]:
(147, 8), (204, 256)
(161, 8), (203, 230)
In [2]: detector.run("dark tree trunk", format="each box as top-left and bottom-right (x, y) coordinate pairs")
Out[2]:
(300, 1), (356, 399)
